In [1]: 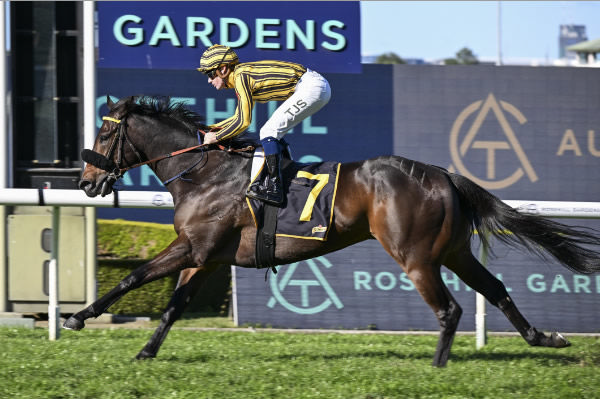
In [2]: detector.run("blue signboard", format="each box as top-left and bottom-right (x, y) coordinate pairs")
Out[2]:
(235, 239), (600, 332)
(392, 66), (600, 202)
(97, 1), (361, 73)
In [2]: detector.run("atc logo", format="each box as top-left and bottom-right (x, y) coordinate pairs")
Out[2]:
(448, 93), (538, 190)
(267, 256), (343, 315)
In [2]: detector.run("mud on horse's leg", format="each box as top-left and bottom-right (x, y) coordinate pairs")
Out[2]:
(63, 235), (193, 331)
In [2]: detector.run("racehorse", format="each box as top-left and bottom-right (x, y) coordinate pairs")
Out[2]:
(65, 95), (600, 367)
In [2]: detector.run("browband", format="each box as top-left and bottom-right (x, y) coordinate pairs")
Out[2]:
(102, 116), (122, 124)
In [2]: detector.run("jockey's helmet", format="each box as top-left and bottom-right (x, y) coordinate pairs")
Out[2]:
(197, 44), (239, 74)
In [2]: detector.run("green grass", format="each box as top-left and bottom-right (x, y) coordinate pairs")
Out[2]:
(0, 327), (599, 399)
(147, 313), (235, 328)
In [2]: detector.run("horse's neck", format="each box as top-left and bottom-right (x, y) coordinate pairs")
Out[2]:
(133, 119), (253, 194)
(149, 136), (252, 192)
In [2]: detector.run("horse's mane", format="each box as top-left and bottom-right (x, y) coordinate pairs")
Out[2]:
(123, 96), (259, 150)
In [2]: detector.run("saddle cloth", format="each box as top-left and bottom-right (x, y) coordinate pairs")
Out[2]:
(247, 160), (341, 241)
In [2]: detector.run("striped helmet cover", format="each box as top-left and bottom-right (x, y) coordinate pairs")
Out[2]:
(197, 44), (239, 72)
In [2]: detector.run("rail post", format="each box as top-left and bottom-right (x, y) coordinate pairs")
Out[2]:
(475, 232), (490, 349)
(48, 206), (61, 340)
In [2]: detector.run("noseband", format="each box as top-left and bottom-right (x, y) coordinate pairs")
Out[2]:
(81, 116), (144, 182)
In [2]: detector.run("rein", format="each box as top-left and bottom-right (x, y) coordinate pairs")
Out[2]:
(82, 115), (255, 185)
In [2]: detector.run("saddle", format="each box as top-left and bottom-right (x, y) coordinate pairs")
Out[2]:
(247, 157), (341, 272)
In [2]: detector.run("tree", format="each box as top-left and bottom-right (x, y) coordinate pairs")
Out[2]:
(444, 47), (479, 65)
(375, 52), (406, 64)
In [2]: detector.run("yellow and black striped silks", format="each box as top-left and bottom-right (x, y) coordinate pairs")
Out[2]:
(209, 60), (307, 141)
(197, 44), (239, 72)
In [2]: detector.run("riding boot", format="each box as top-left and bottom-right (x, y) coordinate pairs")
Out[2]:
(246, 153), (284, 206)
(264, 153), (284, 206)
(247, 167), (268, 201)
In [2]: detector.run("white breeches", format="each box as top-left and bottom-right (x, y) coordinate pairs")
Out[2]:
(259, 69), (331, 140)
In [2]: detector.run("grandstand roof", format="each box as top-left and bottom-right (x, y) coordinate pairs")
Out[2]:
(567, 38), (600, 53)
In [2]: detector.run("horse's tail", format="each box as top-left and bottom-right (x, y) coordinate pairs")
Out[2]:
(446, 172), (600, 275)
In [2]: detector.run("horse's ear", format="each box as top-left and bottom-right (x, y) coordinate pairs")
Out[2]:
(129, 96), (139, 104)
(107, 95), (115, 110)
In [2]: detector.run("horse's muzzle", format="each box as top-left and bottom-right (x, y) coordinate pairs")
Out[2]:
(79, 179), (97, 197)
(79, 175), (115, 198)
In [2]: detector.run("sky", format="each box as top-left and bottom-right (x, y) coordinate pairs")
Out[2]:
(360, 1), (600, 62)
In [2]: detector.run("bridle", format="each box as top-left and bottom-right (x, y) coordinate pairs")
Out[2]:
(101, 116), (144, 181)
(82, 113), (255, 186)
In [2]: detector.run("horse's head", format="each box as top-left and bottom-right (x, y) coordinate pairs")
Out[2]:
(79, 95), (141, 197)
(79, 95), (246, 197)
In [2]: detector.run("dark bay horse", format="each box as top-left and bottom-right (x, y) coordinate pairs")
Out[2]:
(65, 96), (600, 367)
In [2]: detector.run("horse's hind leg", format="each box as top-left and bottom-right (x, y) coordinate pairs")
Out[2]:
(432, 284), (463, 367)
(406, 265), (463, 367)
(386, 256), (462, 367)
(445, 248), (570, 348)
(136, 265), (220, 360)
(64, 234), (194, 331)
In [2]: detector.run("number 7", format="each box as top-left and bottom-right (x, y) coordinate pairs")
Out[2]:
(296, 171), (329, 222)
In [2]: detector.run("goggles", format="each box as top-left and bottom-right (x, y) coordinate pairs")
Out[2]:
(205, 68), (218, 79)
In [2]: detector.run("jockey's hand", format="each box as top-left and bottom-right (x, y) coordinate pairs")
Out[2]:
(203, 132), (219, 145)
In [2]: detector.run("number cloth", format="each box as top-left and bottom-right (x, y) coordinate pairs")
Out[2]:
(247, 161), (340, 240)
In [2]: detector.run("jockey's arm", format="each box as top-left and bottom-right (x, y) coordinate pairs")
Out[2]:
(212, 73), (254, 141)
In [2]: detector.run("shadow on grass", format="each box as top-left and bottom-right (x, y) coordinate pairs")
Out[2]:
(149, 349), (580, 367)
(145, 353), (212, 363)
(451, 350), (580, 365)
(273, 349), (581, 365)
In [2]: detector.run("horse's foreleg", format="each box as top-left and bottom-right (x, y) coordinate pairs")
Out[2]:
(135, 265), (220, 360)
(445, 250), (570, 349)
(64, 234), (194, 331)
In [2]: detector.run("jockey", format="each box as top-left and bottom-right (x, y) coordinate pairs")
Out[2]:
(197, 44), (331, 206)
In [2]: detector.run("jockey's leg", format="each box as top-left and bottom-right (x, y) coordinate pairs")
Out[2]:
(248, 147), (265, 193)
(246, 69), (331, 205)
(247, 137), (284, 206)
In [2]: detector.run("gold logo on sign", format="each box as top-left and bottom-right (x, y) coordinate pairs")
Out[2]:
(448, 93), (538, 190)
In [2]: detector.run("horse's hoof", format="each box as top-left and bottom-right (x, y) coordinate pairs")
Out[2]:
(135, 350), (156, 360)
(63, 316), (85, 331)
(551, 332), (571, 348)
